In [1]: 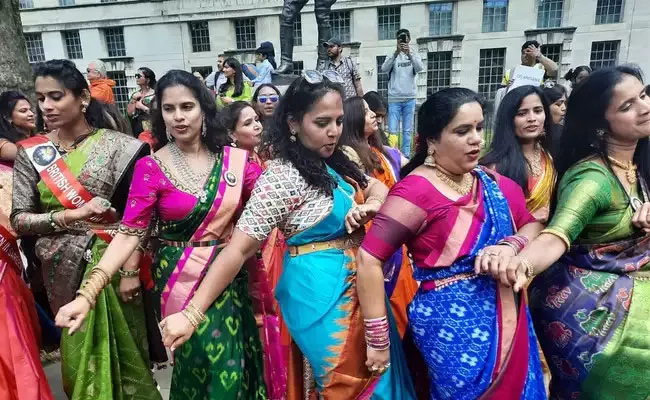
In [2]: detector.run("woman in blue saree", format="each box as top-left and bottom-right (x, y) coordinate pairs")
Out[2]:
(158, 72), (416, 399)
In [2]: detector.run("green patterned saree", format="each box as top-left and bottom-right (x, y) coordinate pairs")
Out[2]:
(152, 146), (266, 400)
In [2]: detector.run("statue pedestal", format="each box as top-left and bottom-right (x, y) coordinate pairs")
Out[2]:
(272, 73), (298, 94)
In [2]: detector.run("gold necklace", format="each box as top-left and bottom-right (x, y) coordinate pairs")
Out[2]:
(53, 128), (95, 152)
(526, 146), (542, 178)
(608, 156), (637, 185)
(434, 166), (474, 196)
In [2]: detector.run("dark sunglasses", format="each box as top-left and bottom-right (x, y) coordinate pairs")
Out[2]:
(302, 69), (344, 84)
(258, 95), (279, 104)
(86, 68), (98, 73)
(135, 73), (142, 78)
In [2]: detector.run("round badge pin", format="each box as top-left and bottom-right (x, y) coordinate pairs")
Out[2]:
(224, 171), (238, 187)
(33, 145), (57, 166)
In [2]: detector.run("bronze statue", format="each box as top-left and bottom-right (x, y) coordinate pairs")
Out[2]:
(276, 0), (337, 74)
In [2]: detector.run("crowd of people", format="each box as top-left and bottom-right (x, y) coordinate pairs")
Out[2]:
(2, 28), (650, 400)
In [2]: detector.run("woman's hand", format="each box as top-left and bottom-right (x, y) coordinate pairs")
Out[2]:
(132, 92), (143, 101)
(474, 244), (518, 286)
(345, 203), (378, 233)
(632, 202), (650, 233)
(134, 100), (148, 112)
(221, 97), (234, 105)
(365, 347), (391, 376)
(160, 312), (196, 352)
(119, 276), (141, 302)
(54, 296), (92, 335)
(70, 196), (116, 222)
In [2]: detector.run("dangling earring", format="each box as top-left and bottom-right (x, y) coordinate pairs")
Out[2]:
(81, 102), (88, 114)
(424, 147), (436, 168)
(201, 116), (207, 138)
(289, 128), (297, 143)
(231, 139), (238, 147)
(166, 129), (172, 142)
(596, 129), (606, 139)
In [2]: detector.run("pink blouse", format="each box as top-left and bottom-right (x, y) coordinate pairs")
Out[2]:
(361, 171), (535, 269)
(121, 155), (261, 231)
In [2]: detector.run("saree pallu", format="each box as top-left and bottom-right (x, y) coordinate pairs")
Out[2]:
(410, 169), (546, 400)
(526, 150), (555, 223)
(0, 224), (54, 400)
(528, 234), (650, 399)
(276, 170), (416, 399)
(153, 148), (267, 400)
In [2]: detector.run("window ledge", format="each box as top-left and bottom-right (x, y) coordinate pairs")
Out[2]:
(223, 49), (257, 55)
(524, 26), (577, 35)
(416, 34), (465, 44)
(342, 41), (361, 49)
(100, 56), (133, 62)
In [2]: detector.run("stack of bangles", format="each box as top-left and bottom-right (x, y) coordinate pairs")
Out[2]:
(364, 316), (390, 351)
(182, 300), (207, 328)
(496, 235), (529, 254)
(76, 267), (111, 308)
(48, 210), (69, 229)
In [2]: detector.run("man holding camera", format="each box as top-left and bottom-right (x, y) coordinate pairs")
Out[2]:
(381, 29), (423, 157)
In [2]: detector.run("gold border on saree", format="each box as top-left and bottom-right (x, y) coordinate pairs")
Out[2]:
(288, 229), (364, 257)
(161, 239), (221, 248)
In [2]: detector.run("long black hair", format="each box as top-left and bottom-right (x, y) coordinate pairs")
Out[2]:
(151, 70), (229, 153)
(0, 91), (31, 143)
(555, 65), (649, 187)
(401, 88), (485, 178)
(363, 91), (389, 145)
(138, 67), (157, 89)
(262, 76), (367, 196)
(33, 59), (115, 132)
(480, 86), (552, 195)
(340, 96), (388, 173)
(543, 84), (567, 105)
(219, 58), (245, 98)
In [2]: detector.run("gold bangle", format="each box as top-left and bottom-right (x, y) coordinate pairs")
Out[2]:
(520, 256), (535, 280)
(76, 288), (96, 309)
(91, 267), (111, 287)
(119, 268), (140, 278)
(181, 308), (201, 328)
(182, 300), (207, 328)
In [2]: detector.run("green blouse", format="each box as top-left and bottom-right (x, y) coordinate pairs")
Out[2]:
(216, 83), (253, 108)
(545, 161), (638, 247)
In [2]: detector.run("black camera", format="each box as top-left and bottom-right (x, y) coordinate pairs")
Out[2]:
(398, 33), (409, 43)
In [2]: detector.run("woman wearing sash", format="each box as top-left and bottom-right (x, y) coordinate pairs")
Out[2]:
(501, 66), (650, 399)
(481, 85), (556, 223)
(340, 96), (417, 338)
(357, 88), (547, 399)
(0, 91), (54, 399)
(224, 101), (287, 399)
(151, 72), (416, 399)
(11, 60), (159, 399)
(55, 70), (267, 399)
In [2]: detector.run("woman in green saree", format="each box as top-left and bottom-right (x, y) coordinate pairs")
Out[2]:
(490, 66), (650, 399)
(55, 69), (267, 399)
(11, 59), (159, 399)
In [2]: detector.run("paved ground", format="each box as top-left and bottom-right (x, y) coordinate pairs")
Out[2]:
(45, 362), (173, 399)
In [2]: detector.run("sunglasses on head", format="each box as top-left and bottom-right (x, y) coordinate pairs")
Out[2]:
(258, 95), (280, 104)
(135, 73), (142, 78)
(302, 70), (344, 85)
(86, 68), (97, 73)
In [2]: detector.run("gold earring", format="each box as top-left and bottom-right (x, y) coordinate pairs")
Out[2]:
(424, 147), (436, 168)
(81, 102), (88, 113)
(289, 129), (297, 143)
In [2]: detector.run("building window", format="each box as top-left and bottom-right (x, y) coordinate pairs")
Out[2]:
(235, 18), (256, 50)
(540, 43), (562, 65)
(62, 31), (83, 60)
(104, 27), (126, 57)
(376, 56), (389, 99)
(478, 48), (506, 101)
(378, 6), (401, 41)
(107, 71), (130, 113)
(292, 61), (304, 76)
(24, 33), (45, 64)
(590, 40), (620, 70)
(596, 0), (623, 24)
(428, 3), (453, 36)
(537, 0), (563, 28)
(427, 51), (452, 95)
(191, 66), (213, 81)
(293, 16), (303, 47)
(19, 0), (34, 9)
(59, 0), (74, 5)
(330, 11), (351, 43)
(189, 21), (211, 53)
(482, 0), (508, 32)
